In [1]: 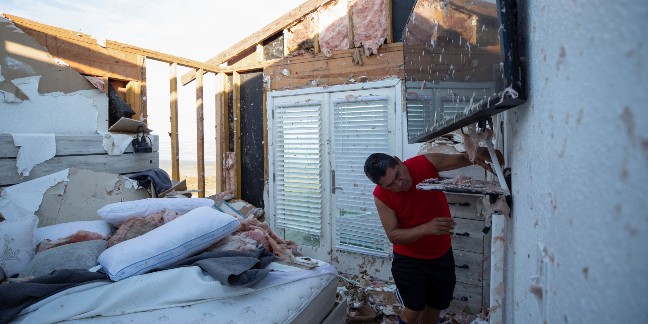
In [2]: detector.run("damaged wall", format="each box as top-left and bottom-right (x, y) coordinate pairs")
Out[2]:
(501, 0), (648, 323)
(0, 15), (108, 134)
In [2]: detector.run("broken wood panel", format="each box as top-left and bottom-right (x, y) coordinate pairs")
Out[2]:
(452, 218), (485, 253)
(453, 281), (483, 314)
(264, 43), (403, 90)
(453, 249), (484, 286)
(239, 72), (265, 208)
(0, 134), (159, 158)
(0, 152), (159, 186)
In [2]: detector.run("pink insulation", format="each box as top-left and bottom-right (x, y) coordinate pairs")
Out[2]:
(37, 231), (107, 252)
(285, 15), (316, 55)
(318, 0), (350, 57)
(351, 0), (387, 56)
(107, 212), (165, 247)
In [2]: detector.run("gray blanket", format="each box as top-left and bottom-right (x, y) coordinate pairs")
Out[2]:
(0, 248), (275, 324)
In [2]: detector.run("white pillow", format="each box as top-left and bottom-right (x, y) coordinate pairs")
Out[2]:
(33, 220), (113, 248)
(98, 206), (240, 281)
(0, 215), (38, 276)
(97, 198), (214, 226)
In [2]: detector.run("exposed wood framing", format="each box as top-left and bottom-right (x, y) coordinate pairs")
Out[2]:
(263, 87), (269, 181)
(214, 73), (228, 193)
(233, 72), (242, 198)
(256, 43), (264, 62)
(313, 13), (320, 54)
(196, 69), (206, 198)
(348, 0), (355, 49)
(169, 63), (180, 181)
(264, 43), (403, 90)
(385, 0), (393, 43)
(138, 54), (148, 122)
(180, 0), (330, 85)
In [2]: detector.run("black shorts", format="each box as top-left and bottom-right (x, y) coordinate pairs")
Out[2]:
(392, 248), (456, 311)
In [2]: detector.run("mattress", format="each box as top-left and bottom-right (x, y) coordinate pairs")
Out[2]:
(13, 261), (339, 324)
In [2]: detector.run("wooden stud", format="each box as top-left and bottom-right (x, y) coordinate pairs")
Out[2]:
(313, 14), (320, 54)
(348, 0), (355, 49)
(263, 83), (269, 182)
(256, 43), (264, 62)
(169, 63), (180, 181)
(233, 71), (242, 199)
(138, 54), (148, 123)
(214, 72), (227, 194)
(385, 0), (393, 43)
(196, 69), (206, 198)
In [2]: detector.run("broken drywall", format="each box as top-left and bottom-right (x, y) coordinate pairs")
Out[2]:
(0, 168), (69, 220)
(0, 15), (108, 134)
(100, 132), (134, 155)
(11, 133), (56, 176)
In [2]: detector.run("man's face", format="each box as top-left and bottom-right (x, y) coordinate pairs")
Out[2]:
(378, 162), (412, 192)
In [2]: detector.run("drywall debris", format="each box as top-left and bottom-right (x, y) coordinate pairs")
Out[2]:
(0, 168), (69, 220)
(100, 132), (134, 155)
(11, 133), (56, 176)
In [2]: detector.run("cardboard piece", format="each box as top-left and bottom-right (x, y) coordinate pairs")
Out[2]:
(36, 168), (150, 227)
(108, 117), (153, 134)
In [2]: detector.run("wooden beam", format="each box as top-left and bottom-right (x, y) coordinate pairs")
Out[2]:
(256, 43), (264, 62)
(233, 71), (242, 198)
(180, 0), (330, 85)
(169, 63), (180, 181)
(196, 69), (206, 198)
(313, 13), (320, 54)
(4, 14), (223, 74)
(214, 73), (228, 194)
(263, 84), (269, 182)
(138, 54), (148, 123)
(385, 0), (393, 43)
(348, 0), (355, 49)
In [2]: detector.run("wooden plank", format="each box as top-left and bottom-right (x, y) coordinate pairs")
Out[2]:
(196, 69), (206, 198)
(138, 54), (148, 123)
(169, 63), (180, 181)
(125, 80), (142, 120)
(233, 72), (242, 198)
(454, 249), (484, 286)
(0, 134), (158, 158)
(264, 43), (403, 90)
(385, 0), (393, 43)
(313, 13), (320, 54)
(263, 85), (269, 181)
(452, 218), (485, 254)
(180, 0), (329, 85)
(214, 73), (228, 193)
(0, 153), (159, 186)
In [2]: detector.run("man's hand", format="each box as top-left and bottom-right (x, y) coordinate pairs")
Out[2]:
(473, 147), (504, 174)
(422, 217), (456, 235)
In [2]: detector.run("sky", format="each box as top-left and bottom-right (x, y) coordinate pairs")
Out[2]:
(1, 0), (307, 165)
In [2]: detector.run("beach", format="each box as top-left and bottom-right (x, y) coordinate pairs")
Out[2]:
(159, 160), (219, 197)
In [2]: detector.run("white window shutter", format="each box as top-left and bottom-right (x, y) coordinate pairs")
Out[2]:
(274, 101), (324, 236)
(333, 98), (391, 255)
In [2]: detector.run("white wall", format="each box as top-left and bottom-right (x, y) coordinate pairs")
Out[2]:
(502, 0), (648, 323)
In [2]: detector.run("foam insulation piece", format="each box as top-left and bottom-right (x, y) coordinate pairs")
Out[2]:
(0, 169), (70, 220)
(100, 132), (134, 155)
(11, 133), (56, 176)
(318, 0), (350, 57)
(351, 0), (388, 56)
(285, 15), (316, 54)
(0, 76), (108, 134)
(36, 168), (150, 227)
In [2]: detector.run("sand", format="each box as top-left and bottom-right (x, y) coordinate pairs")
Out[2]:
(159, 160), (219, 197)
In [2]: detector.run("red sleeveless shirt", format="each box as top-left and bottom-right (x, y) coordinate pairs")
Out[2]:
(373, 155), (452, 259)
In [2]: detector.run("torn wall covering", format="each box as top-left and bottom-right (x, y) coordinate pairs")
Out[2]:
(351, 0), (387, 56)
(318, 0), (350, 57)
(11, 133), (56, 176)
(285, 15), (316, 55)
(0, 15), (109, 134)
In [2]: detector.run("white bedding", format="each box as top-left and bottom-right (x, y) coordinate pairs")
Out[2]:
(14, 261), (337, 323)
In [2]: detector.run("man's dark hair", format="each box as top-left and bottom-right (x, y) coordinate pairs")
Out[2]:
(364, 153), (398, 184)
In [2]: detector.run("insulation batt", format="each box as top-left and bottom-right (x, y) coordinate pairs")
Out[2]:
(37, 231), (107, 252)
(351, 0), (387, 56)
(318, 0), (350, 57)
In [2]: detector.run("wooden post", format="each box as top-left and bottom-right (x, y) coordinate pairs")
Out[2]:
(348, 0), (355, 49)
(313, 14), (320, 54)
(385, 0), (393, 43)
(138, 55), (148, 123)
(233, 71), (242, 198)
(214, 72), (227, 194)
(256, 43), (264, 62)
(169, 63), (180, 181)
(263, 83), (268, 181)
(196, 69), (206, 198)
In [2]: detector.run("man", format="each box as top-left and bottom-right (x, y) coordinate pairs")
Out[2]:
(364, 148), (500, 324)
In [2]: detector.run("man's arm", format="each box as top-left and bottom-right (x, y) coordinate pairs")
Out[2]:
(425, 147), (504, 173)
(374, 197), (455, 245)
